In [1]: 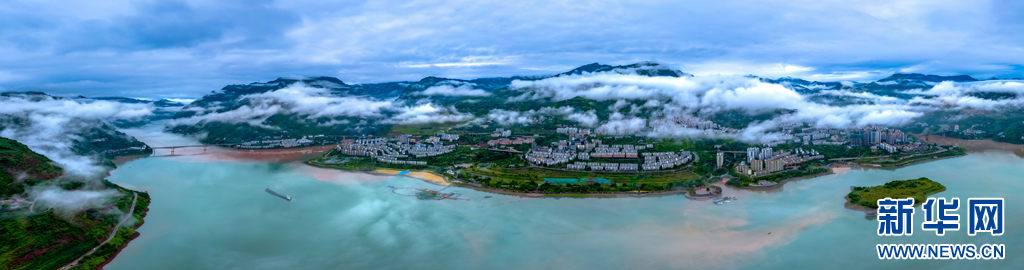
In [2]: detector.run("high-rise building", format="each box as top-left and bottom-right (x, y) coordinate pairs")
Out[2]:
(759, 147), (773, 160)
(751, 159), (764, 172)
(716, 152), (724, 169)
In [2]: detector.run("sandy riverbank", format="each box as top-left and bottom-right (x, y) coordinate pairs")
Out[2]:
(371, 169), (450, 186)
(914, 134), (1024, 155)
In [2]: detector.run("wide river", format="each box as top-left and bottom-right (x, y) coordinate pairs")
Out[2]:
(106, 124), (1022, 269)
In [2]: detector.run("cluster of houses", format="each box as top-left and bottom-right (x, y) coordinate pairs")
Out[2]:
(407, 144), (456, 158)
(375, 157), (428, 166)
(641, 151), (692, 170)
(878, 143), (898, 153)
(335, 136), (459, 166)
(99, 146), (149, 155)
(1, 198), (29, 210)
(591, 144), (648, 158)
(889, 142), (931, 152)
(566, 162), (639, 171)
(954, 124), (987, 136)
(526, 139), (694, 171)
(336, 139), (395, 157)
(556, 127), (592, 135)
(238, 137), (315, 149)
(525, 149), (576, 166)
(735, 148), (824, 177)
(486, 137), (535, 147)
(436, 132), (460, 141)
(490, 128), (512, 137)
(655, 116), (721, 130)
(648, 117), (739, 136)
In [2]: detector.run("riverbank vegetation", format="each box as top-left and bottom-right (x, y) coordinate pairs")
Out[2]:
(854, 147), (965, 167)
(846, 177), (946, 209)
(1, 137), (150, 270)
(727, 167), (829, 187)
(463, 166), (703, 192)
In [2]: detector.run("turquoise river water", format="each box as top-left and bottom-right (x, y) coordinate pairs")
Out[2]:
(105, 126), (1023, 269)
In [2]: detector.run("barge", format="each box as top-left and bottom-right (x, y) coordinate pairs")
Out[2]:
(265, 188), (292, 201)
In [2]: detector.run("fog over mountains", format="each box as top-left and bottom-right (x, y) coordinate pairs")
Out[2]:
(3, 61), (1024, 168)
(158, 62), (1024, 142)
(0, 92), (170, 175)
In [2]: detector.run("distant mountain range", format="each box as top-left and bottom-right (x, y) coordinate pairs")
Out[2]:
(4, 62), (1023, 145)
(0, 92), (154, 167)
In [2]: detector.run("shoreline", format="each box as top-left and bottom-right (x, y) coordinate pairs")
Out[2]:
(94, 231), (140, 270)
(97, 210), (148, 270)
(729, 170), (836, 192)
(451, 183), (694, 199)
(302, 161), (453, 186)
(850, 152), (966, 169)
(913, 133), (1024, 152)
(727, 147), (967, 193)
(368, 169), (451, 186)
(300, 136), (1019, 199)
(305, 160), (696, 198)
(842, 186), (946, 215)
(93, 198), (150, 270)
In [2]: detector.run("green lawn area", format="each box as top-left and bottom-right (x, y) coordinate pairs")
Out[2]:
(387, 123), (461, 136)
(859, 147), (964, 166)
(847, 177), (946, 208)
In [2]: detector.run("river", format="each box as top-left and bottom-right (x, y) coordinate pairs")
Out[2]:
(104, 124), (1023, 269)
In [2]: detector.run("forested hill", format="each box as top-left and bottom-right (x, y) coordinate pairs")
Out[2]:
(164, 61), (1024, 146)
(1, 137), (151, 270)
(0, 137), (63, 197)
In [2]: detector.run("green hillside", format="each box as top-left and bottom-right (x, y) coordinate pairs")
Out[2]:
(0, 137), (150, 270)
(846, 177), (946, 209)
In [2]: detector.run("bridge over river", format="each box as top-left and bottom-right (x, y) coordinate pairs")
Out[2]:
(151, 144), (237, 155)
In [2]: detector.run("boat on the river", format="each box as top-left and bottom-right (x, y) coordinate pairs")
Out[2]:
(713, 196), (738, 204)
(265, 188), (292, 201)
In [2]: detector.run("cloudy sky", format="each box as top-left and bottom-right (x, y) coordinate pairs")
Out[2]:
(1, 0), (1022, 99)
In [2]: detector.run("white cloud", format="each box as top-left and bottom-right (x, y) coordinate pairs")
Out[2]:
(486, 109), (536, 126)
(566, 110), (598, 127)
(417, 84), (491, 96)
(905, 80), (1024, 109)
(165, 98), (196, 104)
(596, 118), (646, 135)
(169, 83), (393, 128)
(504, 72), (981, 142)
(32, 187), (124, 216)
(0, 93), (154, 176)
(815, 90), (903, 103)
(387, 103), (473, 124)
(484, 106), (578, 126)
